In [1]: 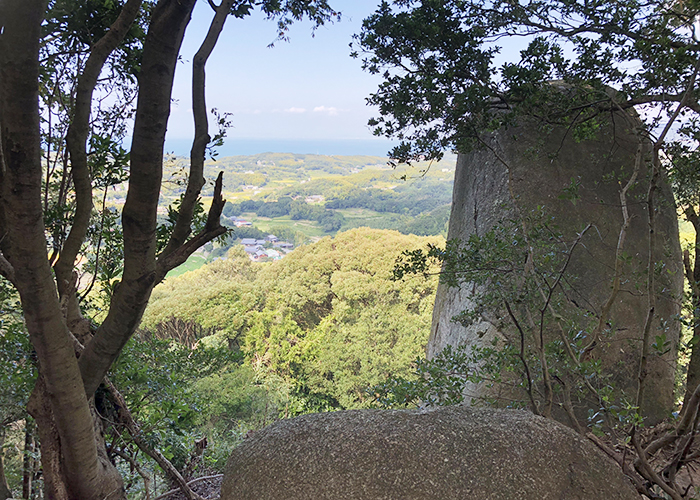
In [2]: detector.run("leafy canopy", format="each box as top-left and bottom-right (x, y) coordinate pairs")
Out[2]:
(355, 0), (700, 161)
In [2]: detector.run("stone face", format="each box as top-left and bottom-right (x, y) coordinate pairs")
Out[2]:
(429, 112), (682, 424)
(221, 406), (640, 500)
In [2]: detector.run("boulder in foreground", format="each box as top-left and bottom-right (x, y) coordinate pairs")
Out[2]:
(221, 406), (639, 500)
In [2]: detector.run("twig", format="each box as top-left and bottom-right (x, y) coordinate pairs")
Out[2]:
(103, 379), (206, 500)
(586, 432), (649, 496)
(553, 375), (584, 434)
(112, 448), (152, 500)
(153, 474), (224, 500)
(580, 139), (642, 361)
(632, 428), (683, 500)
(503, 299), (539, 415)
(646, 381), (700, 456)
(0, 252), (15, 285)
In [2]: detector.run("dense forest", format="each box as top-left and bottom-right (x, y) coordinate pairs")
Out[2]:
(1, 228), (441, 494)
(142, 228), (442, 413)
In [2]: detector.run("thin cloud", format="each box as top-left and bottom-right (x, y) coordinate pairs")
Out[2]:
(285, 107), (307, 114)
(313, 106), (339, 116)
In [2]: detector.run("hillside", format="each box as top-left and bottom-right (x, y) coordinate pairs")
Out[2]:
(140, 228), (444, 413)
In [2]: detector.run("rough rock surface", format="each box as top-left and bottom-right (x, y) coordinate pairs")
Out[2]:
(221, 406), (640, 500)
(430, 111), (682, 424)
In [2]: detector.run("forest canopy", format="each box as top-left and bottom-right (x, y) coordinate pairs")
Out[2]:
(141, 228), (443, 412)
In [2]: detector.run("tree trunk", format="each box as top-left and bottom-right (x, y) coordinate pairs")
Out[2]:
(1, 3), (113, 497)
(22, 419), (34, 500)
(0, 428), (12, 500)
(0, 1), (221, 496)
(27, 378), (125, 500)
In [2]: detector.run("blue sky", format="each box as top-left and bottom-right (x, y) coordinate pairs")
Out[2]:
(165, 0), (396, 156)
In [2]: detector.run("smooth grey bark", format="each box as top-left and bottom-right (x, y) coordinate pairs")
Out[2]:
(78, 0), (198, 399)
(55, 0), (144, 336)
(0, 2), (109, 497)
(1, 0), (226, 497)
(161, 0), (235, 259)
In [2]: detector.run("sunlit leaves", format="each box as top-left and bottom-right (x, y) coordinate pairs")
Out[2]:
(142, 228), (444, 412)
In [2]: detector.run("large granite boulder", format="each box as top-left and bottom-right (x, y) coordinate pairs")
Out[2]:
(430, 110), (682, 424)
(221, 406), (640, 500)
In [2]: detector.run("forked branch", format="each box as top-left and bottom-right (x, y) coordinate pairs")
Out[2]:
(160, 0), (235, 260)
(103, 379), (206, 500)
(155, 171), (227, 283)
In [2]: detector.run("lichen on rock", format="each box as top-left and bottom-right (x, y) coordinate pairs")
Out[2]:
(221, 406), (639, 500)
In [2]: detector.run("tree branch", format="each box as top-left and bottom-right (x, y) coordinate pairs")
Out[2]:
(632, 428), (683, 500)
(0, 253), (16, 286)
(111, 448), (152, 500)
(79, 0), (198, 399)
(646, 381), (700, 457)
(635, 145), (661, 413)
(153, 475), (223, 500)
(580, 136), (644, 361)
(160, 0), (234, 261)
(1, 2), (105, 496)
(156, 171), (227, 283)
(502, 299), (539, 415)
(55, 0), (143, 315)
(103, 379), (206, 500)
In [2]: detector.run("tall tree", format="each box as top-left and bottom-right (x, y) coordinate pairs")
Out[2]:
(356, 1), (700, 497)
(0, 0), (337, 497)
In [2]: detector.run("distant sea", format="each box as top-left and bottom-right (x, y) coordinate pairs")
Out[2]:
(163, 138), (400, 158)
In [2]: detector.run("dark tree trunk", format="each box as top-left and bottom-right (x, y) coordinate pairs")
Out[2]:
(0, 0), (194, 497)
(22, 419), (34, 500)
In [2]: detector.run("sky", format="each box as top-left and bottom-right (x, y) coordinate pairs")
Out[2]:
(165, 0), (398, 157)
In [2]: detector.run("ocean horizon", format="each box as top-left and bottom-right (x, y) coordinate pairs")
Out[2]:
(163, 138), (401, 158)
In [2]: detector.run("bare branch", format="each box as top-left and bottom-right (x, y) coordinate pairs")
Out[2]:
(103, 379), (206, 500)
(586, 433), (648, 496)
(160, 0), (234, 261)
(55, 0), (143, 299)
(635, 147), (660, 412)
(646, 381), (700, 456)
(156, 171), (227, 283)
(653, 56), (700, 148)
(79, 0), (198, 399)
(580, 136), (644, 361)
(153, 475), (223, 500)
(502, 299), (539, 415)
(111, 448), (152, 500)
(632, 429), (683, 500)
(553, 375), (584, 434)
(0, 252), (16, 286)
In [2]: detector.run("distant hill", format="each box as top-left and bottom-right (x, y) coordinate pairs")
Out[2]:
(107, 152), (456, 274)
